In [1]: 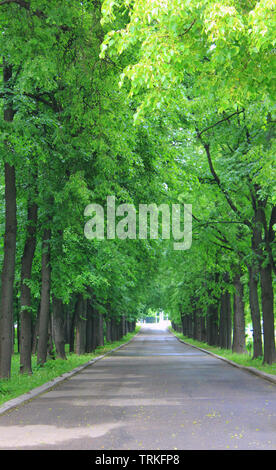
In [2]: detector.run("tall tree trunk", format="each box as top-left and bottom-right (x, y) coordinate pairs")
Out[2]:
(52, 296), (67, 359)
(206, 303), (219, 346)
(0, 163), (16, 378)
(105, 318), (112, 343)
(122, 315), (126, 337)
(193, 309), (202, 341)
(86, 302), (94, 353)
(36, 228), (51, 366)
(0, 63), (17, 379)
(95, 312), (104, 347)
(232, 273), (247, 354)
(200, 315), (206, 342)
(110, 318), (117, 341)
(254, 204), (276, 364)
(260, 263), (276, 364)
(75, 295), (87, 355)
(69, 306), (77, 353)
(181, 313), (186, 336)
(47, 316), (55, 360)
(247, 264), (263, 358)
(19, 200), (38, 374)
(219, 290), (232, 349)
(31, 302), (40, 354)
(91, 310), (100, 348)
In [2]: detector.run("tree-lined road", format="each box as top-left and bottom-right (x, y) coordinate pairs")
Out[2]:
(0, 325), (275, 450)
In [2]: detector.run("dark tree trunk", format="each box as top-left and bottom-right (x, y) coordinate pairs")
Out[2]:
(105, 318), (112, 343)
(187, 314), (193, 338)
(247, 264), (263, 358)
(122, 315), (126, 337)
(99, 313), (104, 346)
(85, 302), (95, 353)
(0, 163), (17, 378)
(91, 315), (98, 350)
(19, 201), (38, 374)
(37, 228), (51, 366)
(181, 314), (186, 336)
(16, 303), (20, 354)
(219, 290), (232, 349)
(75, 295), (87, 355)
(206, 303), (219, 346)
(110, 318), (118, 341)
(118, 317), (123, 340)
(65, 307), (70, 345)
(200, 315), (206, 342)
(253, 203), (276, 363)
(125, 319), (129, 335)
(47, 317), (55, 360)
(193, 309), (202, 341)
(52, 297), (67, 359)
(0, 64), (17, 379)
(31, 302), (40, 354)
(260, 263), (276, 364)
(232, 273), (247, 354)
(69, 299), (77, 353)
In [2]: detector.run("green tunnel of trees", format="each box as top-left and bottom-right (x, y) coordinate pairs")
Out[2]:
(0, 0), (275, 379)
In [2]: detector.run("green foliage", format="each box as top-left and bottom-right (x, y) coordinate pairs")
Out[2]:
(0, 0), (275, 380)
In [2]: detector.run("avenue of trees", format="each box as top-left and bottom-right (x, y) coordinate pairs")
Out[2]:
(0, 0), (275, 380)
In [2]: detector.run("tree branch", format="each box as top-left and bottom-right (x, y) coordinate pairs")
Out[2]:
(179, 19), (196, 38)
(196, 133), (252, 229)
(197, 109), (244, 138)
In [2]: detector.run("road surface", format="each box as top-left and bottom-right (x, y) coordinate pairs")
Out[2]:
(0, 324), (275, 450)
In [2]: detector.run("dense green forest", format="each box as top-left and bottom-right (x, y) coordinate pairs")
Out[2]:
(0, 0), (275, 381)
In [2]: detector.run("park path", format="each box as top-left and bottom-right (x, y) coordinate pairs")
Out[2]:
(0, 324), (275, 450)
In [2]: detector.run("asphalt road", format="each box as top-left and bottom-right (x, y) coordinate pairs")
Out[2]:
(0, 324), (275, 450)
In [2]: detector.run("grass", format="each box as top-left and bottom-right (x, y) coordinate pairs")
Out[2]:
(0, 326), (141, 407)
(169, 327), (276, 377)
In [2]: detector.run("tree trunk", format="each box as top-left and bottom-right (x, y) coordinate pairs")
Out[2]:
(85, 303), (94, 353)
(47, 316), (55, 360)
(19, 201), (38, 374)
(96, 312), (104, 346)
(247, 264), (263, 358)
(75, 295), (87, 355)
(36, 228), (51, 366)
(232, 273), (247, 354)
(181, 314), (186, 336)
(200, 315), (206, 342)
(110, 318), (117, 341)
(253, 203), (276, 363)
(52, 297), (67, 359)
(91, 310), (100, 348)
(193, 309), (202, 341)
(0, 64), (17, 379)
(0, 164), (17, 379)
(105, 318), (112, 343)
(260, 263), (276, 364)
(219, 290), (232, 349)
(206, 303), (219, 346)
(31, 302), (40, 354)
(122, 315), (126, 337)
